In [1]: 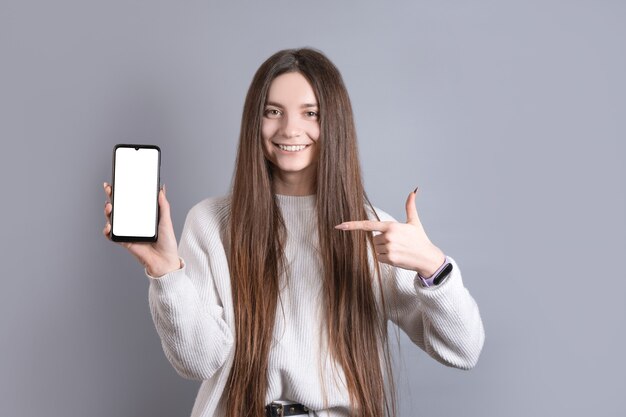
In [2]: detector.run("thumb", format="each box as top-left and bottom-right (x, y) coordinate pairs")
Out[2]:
(158, 186), (172, 227)
(405, 187), (420, 225)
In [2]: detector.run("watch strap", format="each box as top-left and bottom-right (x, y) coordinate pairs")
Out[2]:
(418, 258), (453, 287)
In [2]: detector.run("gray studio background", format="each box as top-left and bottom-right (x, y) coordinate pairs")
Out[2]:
(1, 1), (624, 416)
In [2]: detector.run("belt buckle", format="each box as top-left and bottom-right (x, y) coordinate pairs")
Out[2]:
(268, 401), (309, 416)
(269, 401), (284, 417)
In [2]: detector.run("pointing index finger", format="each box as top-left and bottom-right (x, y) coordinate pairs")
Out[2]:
(335, 220), (391, 232)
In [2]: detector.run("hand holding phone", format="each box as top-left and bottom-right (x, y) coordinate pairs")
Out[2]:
(102, 147), (181, 277)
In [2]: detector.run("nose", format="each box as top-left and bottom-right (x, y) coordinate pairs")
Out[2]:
(279, 114), (303, 138)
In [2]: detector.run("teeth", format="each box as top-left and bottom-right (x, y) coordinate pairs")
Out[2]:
(278, 144), (307, 152)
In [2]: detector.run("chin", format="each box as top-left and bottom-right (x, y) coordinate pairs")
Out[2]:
(274, 163), (313, 173)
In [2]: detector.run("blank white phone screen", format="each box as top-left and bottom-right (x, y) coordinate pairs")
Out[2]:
(112, 147), (159, 238)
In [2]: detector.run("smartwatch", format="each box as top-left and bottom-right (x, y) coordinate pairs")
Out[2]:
(432, 262), (453, 286)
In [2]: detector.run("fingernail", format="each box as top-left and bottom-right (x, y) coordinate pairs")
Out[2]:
(335, 223), (349, 230)
(413, 186), (419, 193)
(103, 182), (107, 189)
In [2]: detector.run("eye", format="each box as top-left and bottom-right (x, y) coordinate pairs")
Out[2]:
(305, 111), (319, 119)
(264, 108), (282, 118)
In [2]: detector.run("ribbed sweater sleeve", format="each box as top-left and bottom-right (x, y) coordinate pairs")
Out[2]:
(375, 209), (485, 370)
(146, 202), (234, 380)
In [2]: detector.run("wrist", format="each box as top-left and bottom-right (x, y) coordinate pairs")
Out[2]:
(147, 257), (181, 277)
(417, 249), (446, 278)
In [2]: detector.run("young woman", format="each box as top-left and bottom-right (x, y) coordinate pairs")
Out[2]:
(102, 48), (484, 417)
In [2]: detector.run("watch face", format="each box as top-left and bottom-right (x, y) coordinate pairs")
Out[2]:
(433, 263), (453, 286)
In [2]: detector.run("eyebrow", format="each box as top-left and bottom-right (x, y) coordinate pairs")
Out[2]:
(265, 101), (319, 109)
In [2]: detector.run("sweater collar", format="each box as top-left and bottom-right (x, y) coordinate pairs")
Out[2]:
(274, 194), (316, 211)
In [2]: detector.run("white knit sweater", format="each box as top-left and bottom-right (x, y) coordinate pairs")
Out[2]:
(146, 194), (485, 417)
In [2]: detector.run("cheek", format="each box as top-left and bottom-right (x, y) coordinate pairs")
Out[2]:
(261, 121), (275, 156)
(309, 124), (321, 142)
(261, 119), (276, 142)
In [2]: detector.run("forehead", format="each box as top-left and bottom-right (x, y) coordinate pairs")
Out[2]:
(267, 72), (318, 104)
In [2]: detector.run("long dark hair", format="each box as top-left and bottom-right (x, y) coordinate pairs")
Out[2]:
(227, 47), (396, 417)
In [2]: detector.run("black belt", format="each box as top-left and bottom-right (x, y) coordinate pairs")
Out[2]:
(265, 401), (309, 416)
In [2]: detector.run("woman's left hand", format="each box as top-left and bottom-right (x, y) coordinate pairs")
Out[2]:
(335, 188), (446, 277)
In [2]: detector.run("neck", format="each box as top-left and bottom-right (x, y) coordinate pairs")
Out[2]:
(272, 168), (317, 196)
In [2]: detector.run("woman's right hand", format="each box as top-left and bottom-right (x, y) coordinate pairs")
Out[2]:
(102, 182), (181, 277)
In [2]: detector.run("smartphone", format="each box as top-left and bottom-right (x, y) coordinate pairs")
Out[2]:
(110, 144), (161, 242)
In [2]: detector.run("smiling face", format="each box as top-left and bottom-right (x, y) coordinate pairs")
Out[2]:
(262, 71), (321, 195)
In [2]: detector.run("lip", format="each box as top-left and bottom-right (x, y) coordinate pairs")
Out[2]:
(272, 142), (312, 146)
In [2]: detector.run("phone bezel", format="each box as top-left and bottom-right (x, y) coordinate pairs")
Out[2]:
(110, 144), (161, 242)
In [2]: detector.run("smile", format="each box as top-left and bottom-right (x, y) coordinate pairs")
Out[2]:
(274, 143), (311, 152)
